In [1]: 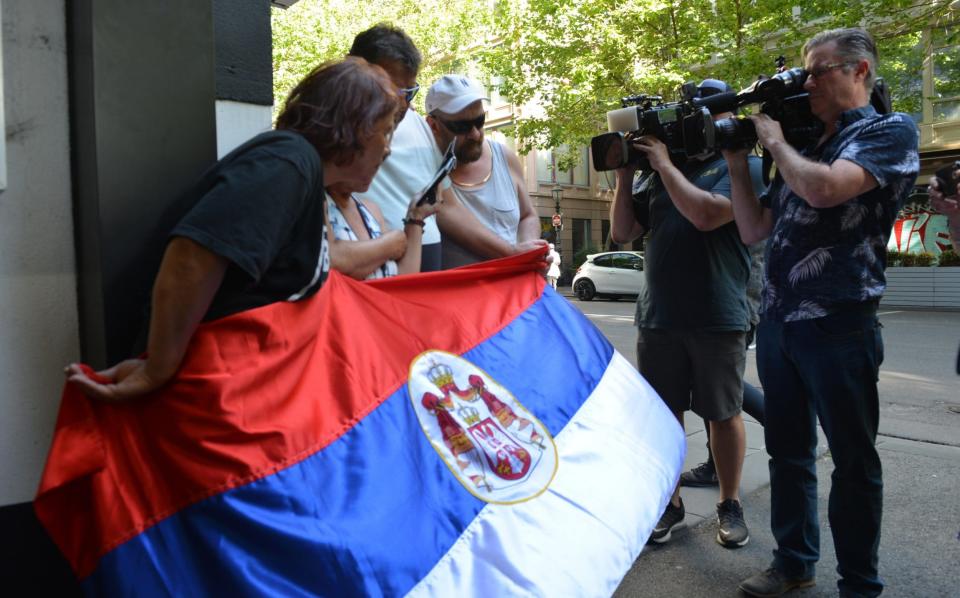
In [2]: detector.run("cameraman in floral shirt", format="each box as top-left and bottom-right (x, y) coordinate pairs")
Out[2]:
(723, 28), (918, 598)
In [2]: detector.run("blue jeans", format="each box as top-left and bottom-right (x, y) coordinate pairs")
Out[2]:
(757, 305), (884, 598)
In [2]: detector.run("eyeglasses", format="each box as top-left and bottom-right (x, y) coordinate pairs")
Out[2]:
(398, 83), (420, 104)
(805, 61), (855, 79)
(436, 113), (486, 135)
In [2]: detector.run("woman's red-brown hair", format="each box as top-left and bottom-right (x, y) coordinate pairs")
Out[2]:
(276, 57), (399, 165)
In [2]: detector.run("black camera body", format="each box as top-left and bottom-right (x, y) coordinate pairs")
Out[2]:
(706, 68), (822, 151)
(592, 61), (891, 176)
(592, 88), (714, 172)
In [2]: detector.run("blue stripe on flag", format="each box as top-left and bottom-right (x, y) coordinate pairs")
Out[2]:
(84, 289), (615, 597)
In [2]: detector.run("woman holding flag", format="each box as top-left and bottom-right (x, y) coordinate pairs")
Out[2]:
(64, 57), (409, 401)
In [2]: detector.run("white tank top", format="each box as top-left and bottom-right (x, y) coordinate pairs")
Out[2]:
(442, 141), (520, 268)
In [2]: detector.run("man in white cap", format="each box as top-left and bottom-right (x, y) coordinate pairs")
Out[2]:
(425, 74), (546, 268)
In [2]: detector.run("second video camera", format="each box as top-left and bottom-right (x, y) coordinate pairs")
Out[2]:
(591, 84), (716, 172)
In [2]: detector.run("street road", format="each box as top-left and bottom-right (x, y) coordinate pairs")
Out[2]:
(568, 296), (960, 446)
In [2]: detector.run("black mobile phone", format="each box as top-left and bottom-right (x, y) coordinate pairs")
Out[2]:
(934, 161), (960, 197)
(416, 139), (457, 207)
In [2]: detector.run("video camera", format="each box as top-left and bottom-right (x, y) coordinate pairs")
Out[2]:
(592, 83), (715, 172)
(592, 57), (892, 177)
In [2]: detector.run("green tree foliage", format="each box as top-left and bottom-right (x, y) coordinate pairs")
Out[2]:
(273, 1), (956, 170)
(480, 0), (953, 169)
(271, 0), (494, 114)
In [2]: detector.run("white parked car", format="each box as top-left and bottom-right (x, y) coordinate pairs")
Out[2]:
(572, 251), (644, 301)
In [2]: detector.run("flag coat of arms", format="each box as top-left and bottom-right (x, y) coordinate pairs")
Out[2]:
(35, 251), (685, 596)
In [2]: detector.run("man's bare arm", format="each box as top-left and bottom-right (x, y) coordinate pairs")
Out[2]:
(436, 187), (516, 258)
(610, 169), (645, 244)
(752, 114), (877, 209)
(723, 150), (774, 244)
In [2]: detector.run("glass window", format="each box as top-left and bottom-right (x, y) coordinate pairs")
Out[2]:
(538, 145), (590, 186)
(598, 171), (614, 190)
(931, 23), (960, 122)
(572, 147), (589, 186)
(536, 148), (554, 182)
(572, 218), (593, 255)
(593, 255), (611, 267)
(488, 126), (517, 154)
(878, 31), (923, 122)
(487, 76), (509, 108)
(609, 253), (629, 269)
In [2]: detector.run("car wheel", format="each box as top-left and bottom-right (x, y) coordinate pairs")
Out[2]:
(575, 279), (596, 301)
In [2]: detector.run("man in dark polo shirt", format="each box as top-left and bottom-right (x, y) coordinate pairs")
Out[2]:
(724, 28), (919, 597)
(610, 79), (767, 550)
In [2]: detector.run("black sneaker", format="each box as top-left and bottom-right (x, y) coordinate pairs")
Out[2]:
(679, 461), (718, 487)
(739, 567), (815, 597)
(648, 498), (685, 544)
(716, 498), (749, 548)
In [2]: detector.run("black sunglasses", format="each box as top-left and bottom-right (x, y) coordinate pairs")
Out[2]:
(437, 114), (486, 135)
(398, 84), (420, 104)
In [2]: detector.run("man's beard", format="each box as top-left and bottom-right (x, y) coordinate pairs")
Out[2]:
(455, 138), (484, 164)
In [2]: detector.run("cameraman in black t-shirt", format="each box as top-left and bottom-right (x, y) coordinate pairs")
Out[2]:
(65, 58), (415, 401)
(610, 80), (767, 550)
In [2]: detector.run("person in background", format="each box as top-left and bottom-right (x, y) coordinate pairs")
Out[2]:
(65, 58), (400, 400)
(928, 167), (960, 374)
(546, 243), (561, 289)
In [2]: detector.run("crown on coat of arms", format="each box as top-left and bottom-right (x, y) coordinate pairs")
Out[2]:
(457, 405), (481, 426)
(427, 363), (454, 388)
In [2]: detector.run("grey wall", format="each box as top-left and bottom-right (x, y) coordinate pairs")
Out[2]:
(0, 0), (79, 506)
(0, 1), (277, 589)
(71, 0), (218, 366)
(213, 0), (274, 158)
(214, 0), (273, 106)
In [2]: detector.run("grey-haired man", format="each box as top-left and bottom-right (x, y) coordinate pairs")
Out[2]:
(724, 28), (919, 597)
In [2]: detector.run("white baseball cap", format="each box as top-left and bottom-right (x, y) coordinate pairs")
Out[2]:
(425, 74), (489, 115)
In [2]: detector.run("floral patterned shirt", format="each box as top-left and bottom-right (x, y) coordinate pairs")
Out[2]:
(759, 105), (919, 322)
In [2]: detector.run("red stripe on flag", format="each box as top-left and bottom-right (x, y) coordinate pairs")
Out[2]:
(35, 251), (546, 578)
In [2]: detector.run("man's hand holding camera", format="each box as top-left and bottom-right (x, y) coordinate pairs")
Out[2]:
(746, 114), (787, 151)
(929, 166), (960, 241)
(630, 135), (673, 173)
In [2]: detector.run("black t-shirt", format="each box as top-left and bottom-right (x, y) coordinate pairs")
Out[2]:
(171, 130), (328, 320)
(632, 156), (764, 331)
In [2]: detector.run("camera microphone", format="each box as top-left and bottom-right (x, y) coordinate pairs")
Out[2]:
(692, 91), (739, 114)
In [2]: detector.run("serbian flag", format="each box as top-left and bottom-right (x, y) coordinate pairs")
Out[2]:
(35, 251), (684, 596)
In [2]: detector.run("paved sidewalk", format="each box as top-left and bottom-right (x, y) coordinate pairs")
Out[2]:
(558, 284), (960, 596)
(615, 435), (960, 597)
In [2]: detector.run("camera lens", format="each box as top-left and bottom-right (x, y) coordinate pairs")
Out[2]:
(714, 116), (757, 150)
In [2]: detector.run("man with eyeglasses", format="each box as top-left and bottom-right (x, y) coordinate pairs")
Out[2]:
(723, 28), (919, 598)
(425, 75), (546, 268)
(350, 24), (448, 272)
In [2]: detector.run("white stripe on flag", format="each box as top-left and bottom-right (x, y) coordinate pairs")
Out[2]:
(407, 351), (685, 597)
